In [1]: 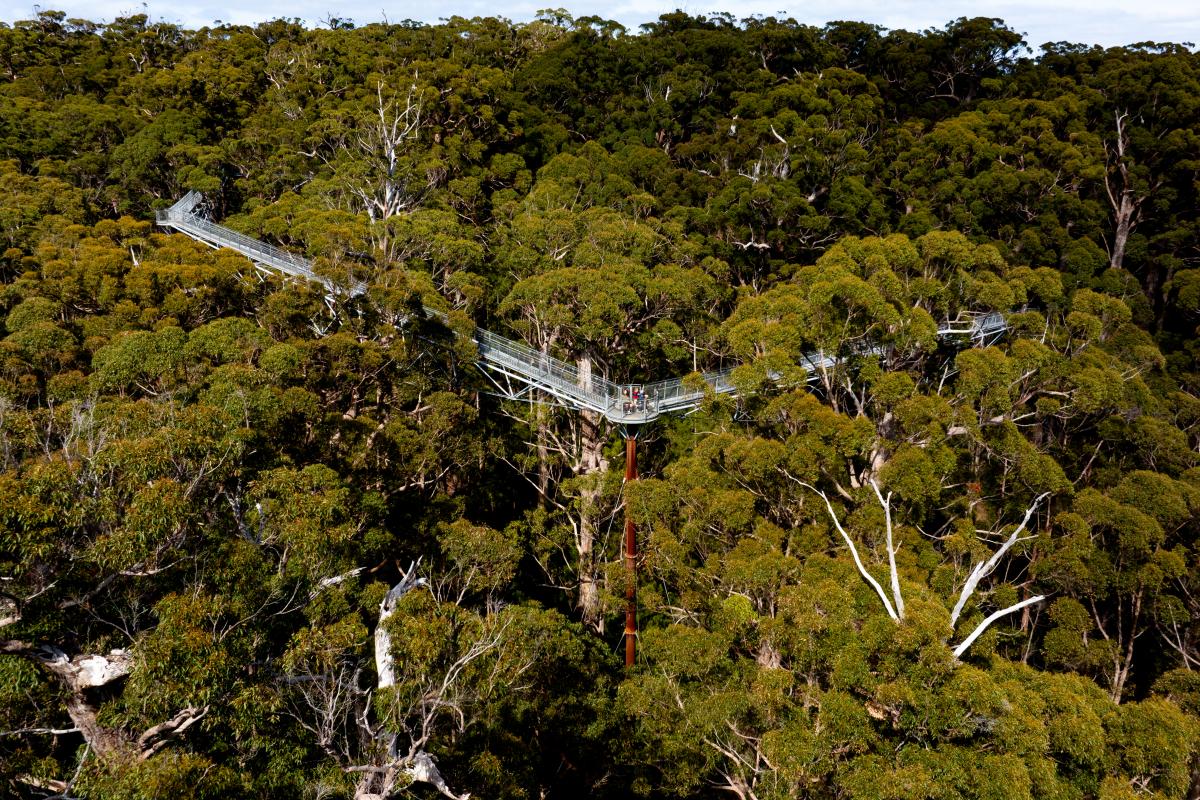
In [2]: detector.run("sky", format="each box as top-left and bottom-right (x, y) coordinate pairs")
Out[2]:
(3, 0), (1198, 50)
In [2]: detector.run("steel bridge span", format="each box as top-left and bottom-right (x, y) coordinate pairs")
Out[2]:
(157, 191), (1008, 426)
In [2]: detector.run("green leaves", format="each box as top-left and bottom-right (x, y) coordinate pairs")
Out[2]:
(250, 465), (361, 583)
(90, 327), (187, 395)
(439, 519), (522, 598)
(1104, 698), (1200, 798)
(1, 13), (1199, 800)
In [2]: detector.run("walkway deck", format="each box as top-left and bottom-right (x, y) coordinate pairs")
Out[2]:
(157, 193), (1008, 424)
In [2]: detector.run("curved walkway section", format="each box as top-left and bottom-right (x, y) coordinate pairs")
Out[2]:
(157, 193), (1008, 425)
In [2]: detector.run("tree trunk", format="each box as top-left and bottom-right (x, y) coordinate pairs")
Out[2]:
(1108, 589), (1143, 704)
(575, 353), (607, 631)
(63, 692), (127, 758)
(1109, 190), (1137, 272)
(1, 642), (143, 759)
(535, 399), (552, 507)
(1104, 111), (1145, 274)
(375, 563), (425, 689)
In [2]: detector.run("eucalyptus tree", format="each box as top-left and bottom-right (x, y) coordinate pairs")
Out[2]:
(492, 143), (725, 630)
(702, 67), (887, 269)
(2, 12), (1200, 799)
(885, 95), (1107, 272)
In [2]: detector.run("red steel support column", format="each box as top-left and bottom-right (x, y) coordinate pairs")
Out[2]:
(624, 434), (638, 668)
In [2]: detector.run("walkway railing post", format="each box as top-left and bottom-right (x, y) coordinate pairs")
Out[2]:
(623, 433), (638, 669)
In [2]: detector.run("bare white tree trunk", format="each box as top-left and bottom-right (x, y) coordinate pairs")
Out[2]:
(574, 354), (608, 631)
(350, 562), (512, 800)
(802, 483), (900, 621)
(352, 80), (425, 224)
(950, 493), (1048, 627)
(1103, 110), (1150, 273)
(952, 595), (1046, 659)
(375, 560), (425, 689)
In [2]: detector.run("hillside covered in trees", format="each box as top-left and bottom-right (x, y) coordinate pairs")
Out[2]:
(2, 9), (1200, 799)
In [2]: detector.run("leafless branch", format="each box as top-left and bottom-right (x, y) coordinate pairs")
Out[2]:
(798, 483), (900, 621)
(0, 726), (81, 737)
(137, 705), (209, 760)
(869, 479), (905, 619)
(953, 595), (1046, 659)
(950, 494), (1048, 628)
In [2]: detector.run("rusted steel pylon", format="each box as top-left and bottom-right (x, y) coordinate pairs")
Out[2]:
(623, 434), (638, 668)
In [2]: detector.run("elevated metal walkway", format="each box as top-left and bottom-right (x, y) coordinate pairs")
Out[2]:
(156, 193), (1007, 425)
(158, 192), (369, 298)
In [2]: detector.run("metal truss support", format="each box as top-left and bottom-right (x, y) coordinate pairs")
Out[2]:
(623, 433), (638, 668)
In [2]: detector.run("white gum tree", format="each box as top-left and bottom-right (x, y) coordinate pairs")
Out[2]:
(282, 560), (527, 800)
(800, 480), (1049, 660)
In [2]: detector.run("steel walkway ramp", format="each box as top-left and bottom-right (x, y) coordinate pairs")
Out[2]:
(157, 193), (1007, 425)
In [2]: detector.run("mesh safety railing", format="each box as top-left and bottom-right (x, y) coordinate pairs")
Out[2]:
(158, 197), (367, 296)
(471, 326), (618, 412)
(157, 193), (1010, 423)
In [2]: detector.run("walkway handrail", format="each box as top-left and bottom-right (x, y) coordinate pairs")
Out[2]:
(156, 193), (1010, 424)
(159, 199), (368, 297)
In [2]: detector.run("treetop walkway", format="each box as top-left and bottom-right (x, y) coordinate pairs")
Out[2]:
(158, 192), (1008, 425)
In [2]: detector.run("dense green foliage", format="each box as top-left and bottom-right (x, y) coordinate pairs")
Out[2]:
(2, 9), (1200, 799)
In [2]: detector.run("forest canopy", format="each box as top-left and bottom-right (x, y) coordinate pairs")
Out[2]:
(1, 8), (1200, 800)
